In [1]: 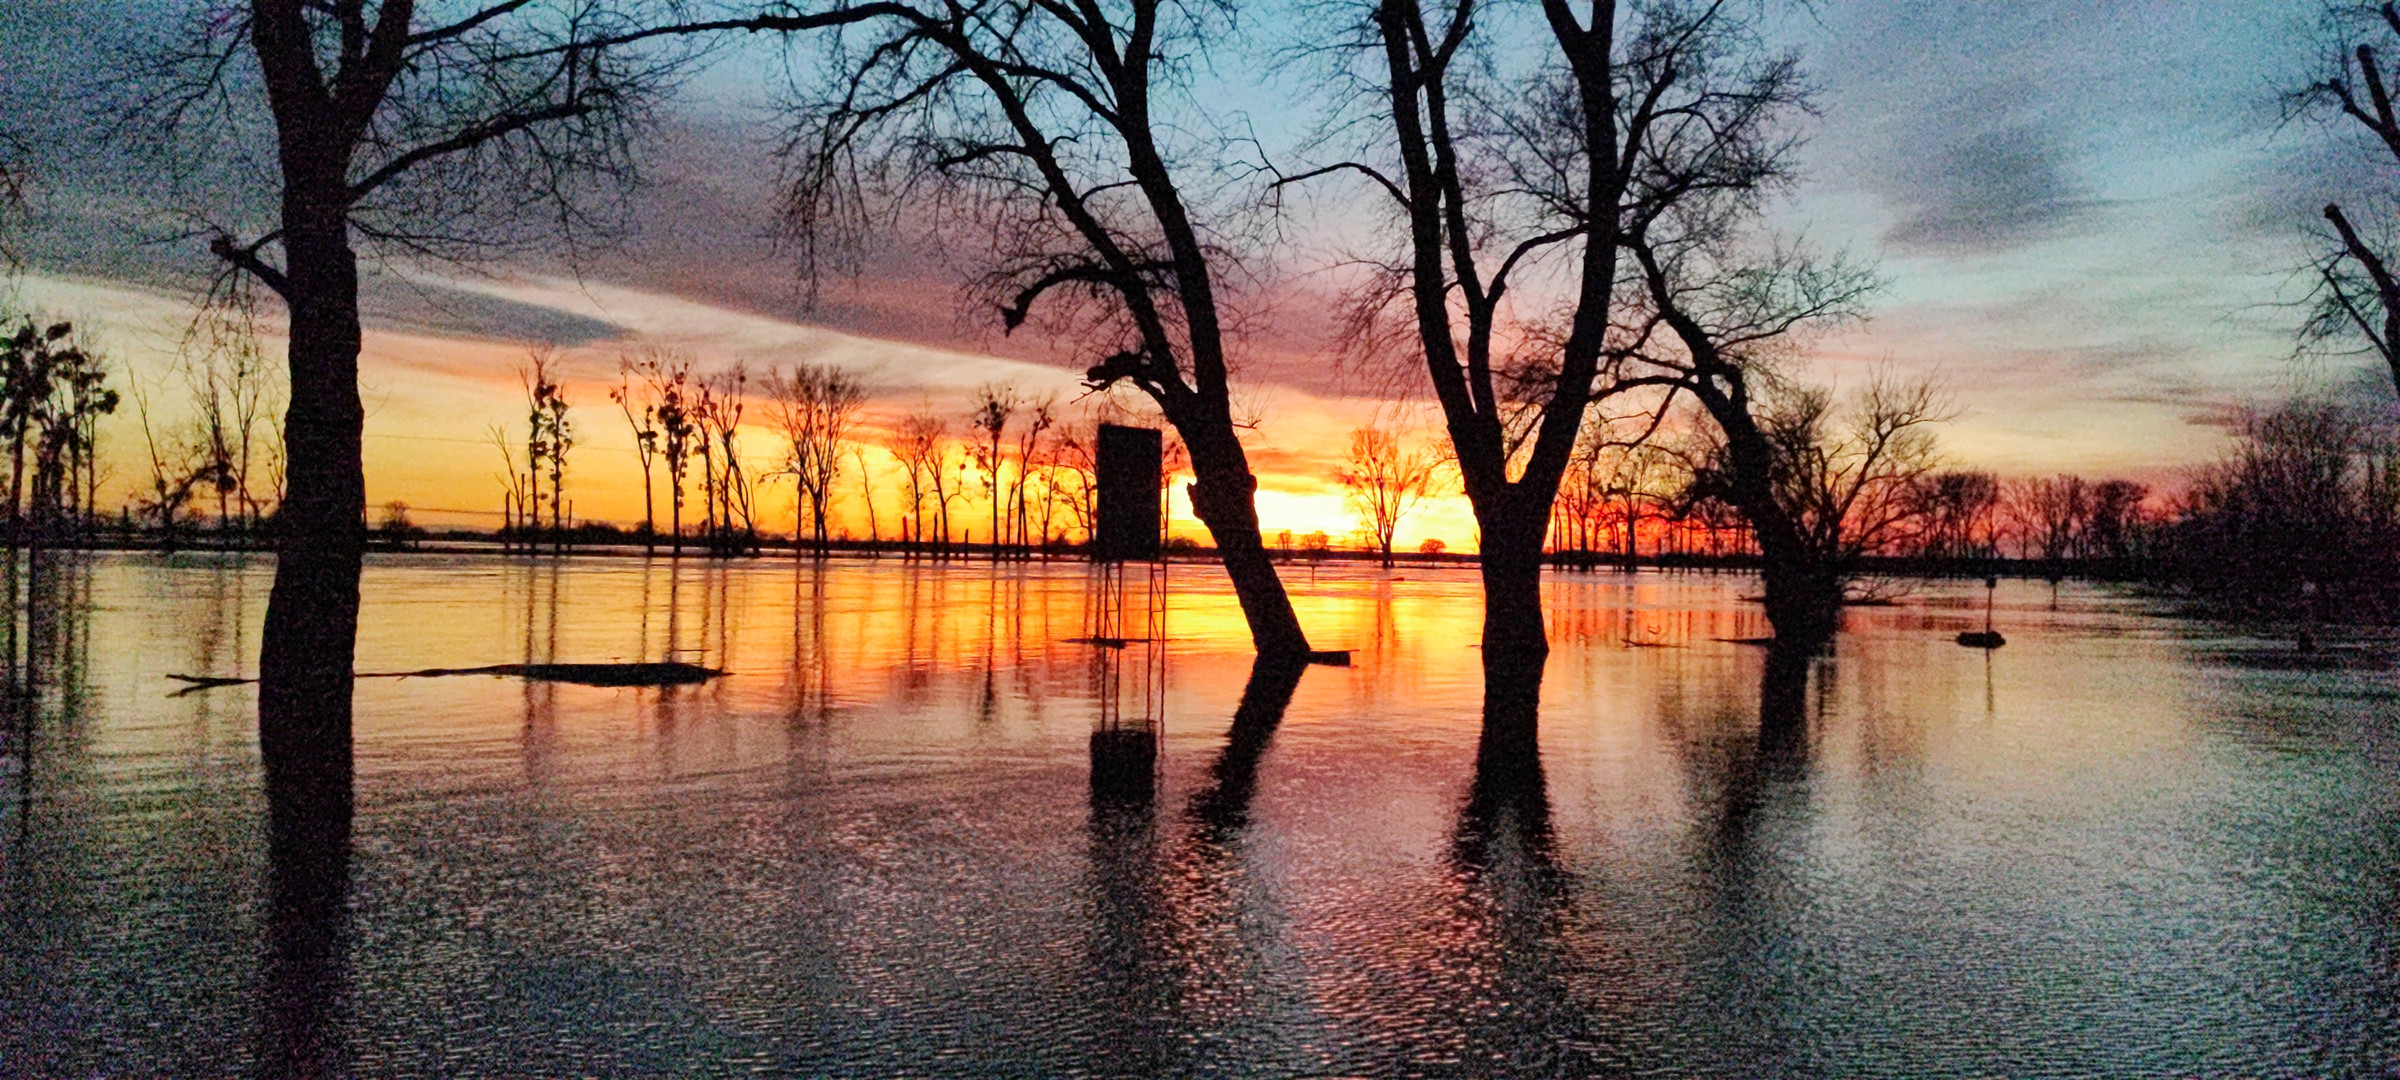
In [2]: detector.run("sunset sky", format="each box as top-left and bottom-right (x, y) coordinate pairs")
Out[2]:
(0, 0), (2379, 550)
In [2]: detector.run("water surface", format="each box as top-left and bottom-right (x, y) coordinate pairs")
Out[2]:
(2, 553), (2395, 1077)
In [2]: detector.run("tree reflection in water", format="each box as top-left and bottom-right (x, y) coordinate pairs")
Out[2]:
(1082, 654), (1312, 1075)
(1438, 650), (1576, 1074)
(257, 714), (352, 1079)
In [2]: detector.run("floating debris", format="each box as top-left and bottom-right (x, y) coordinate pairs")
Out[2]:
(165, 661), (726, 695)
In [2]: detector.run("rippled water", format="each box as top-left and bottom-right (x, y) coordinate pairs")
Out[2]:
(2, 552), (2397, 1077)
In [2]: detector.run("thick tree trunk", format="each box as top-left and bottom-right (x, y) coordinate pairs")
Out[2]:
(1758, 549), (1842, 649)
(1477, 500), (1552, 657)
(258, 699), (353, 1077)
(1183, 431), (1310, 660)
(259, 217), (366, 760)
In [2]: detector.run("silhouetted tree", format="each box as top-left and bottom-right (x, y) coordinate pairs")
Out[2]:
(486, 422), (534, 548)
(2291, 1), (2400, 397)
(619, 0), (1317, 654)
(173, 301), (282, 535)
(132, 371), (212, 543)
(2162, 398), (2399, 615)
(1336, 425), (1439, 567)
(1, 317), (119, 542)
(609, 355), (664, 546)
(1293, 0), (1806, 655)
(1680, 377), (1948, 642)
(1907, 470), (2003, 562)
(131, 0), (695, 734)
(968, 386), (1018, 557)
(2007, 474), (2088, 573)
(641, 353), (697, 554)
(765, 361), (867, 556)
(2080, 479), (2151, 563)
(894, 411), (952, 555)
(694, 365), (754, 554)
(519, 347), (574, 538)
(1009, 395), (1057, 558)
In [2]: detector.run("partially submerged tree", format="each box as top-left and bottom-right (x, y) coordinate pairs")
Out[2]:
(1678, 377), (1948, 640)
(2008, 474), (2088, 572)
(1907, 469), (2003, 562)
(177, 302), (283, 534)
(967, 385), (1019, 556)
(520, 348), (574, 537)
(1336, 425), (1440, 567)
(1295, 0), (1806, 655)
(631, 0), (1319, 654)
(693, 365), (755, 553)
(2164, 397), (2398, 615)
(632, 350), (698, 553)
(132, 0), (693, 738)
(1, 317), (120, 541)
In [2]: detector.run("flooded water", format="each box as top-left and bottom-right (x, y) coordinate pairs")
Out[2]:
(3, 552), (2397, 1077)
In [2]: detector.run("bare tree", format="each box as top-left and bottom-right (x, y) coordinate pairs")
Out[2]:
(2291, 2), (2400, 397)
(132, 371), (211, 544)
(2081, 479), (2150, 562)
(1907, 470), (2003, 562)
(1290, 0), (1804, 656)
(487, 422), (535, 548)
(966, 385), (1019, 558)
(520, 347), (573, 539)
(1336, 425), (1440, 567)
(693, 365), (754, 554)
(2008, 474), (2089, 571)
(765, 361), (867, 556)
(894, 411), (951, 555)
(636, 351), (697, 554)
(852, 443), (883, 547)
(131, 0), (696, 737)
(610, 356), (663, 548)
(176, 301), (281, 535)
(1009, 395), (1056, 559)
(1680, 377), (1949, 640)
(603, 0), (1317, 654)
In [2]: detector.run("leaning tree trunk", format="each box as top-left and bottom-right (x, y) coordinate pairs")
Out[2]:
(258, 208), (366, 758)
(1181, 424), (1310, 660)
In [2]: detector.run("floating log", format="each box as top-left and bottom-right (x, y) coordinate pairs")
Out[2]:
(165, 661), (726, 694)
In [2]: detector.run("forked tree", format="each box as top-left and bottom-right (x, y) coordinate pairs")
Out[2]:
(1336, 426), (1440, 567)
(1673, 377), (1947, 640)
(893, 411), (952, 554)
(1294, 0), (1803, 656)
(967, 385), (1019, 557)
(765, 361), (868, 556)
(610, 358), (664, 547)
(2292, 1), (2400, 397)
(131, 0), (689, 743)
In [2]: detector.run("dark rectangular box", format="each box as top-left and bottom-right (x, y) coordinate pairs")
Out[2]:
(1093, 424), (1162, 562)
